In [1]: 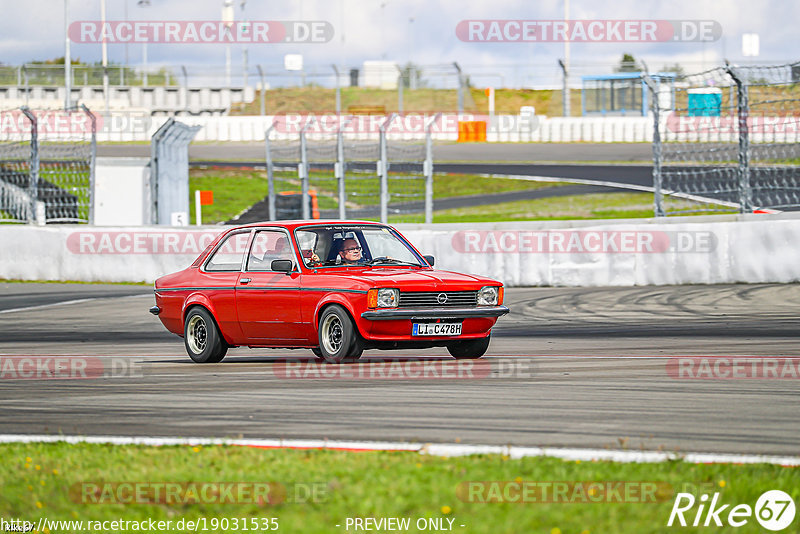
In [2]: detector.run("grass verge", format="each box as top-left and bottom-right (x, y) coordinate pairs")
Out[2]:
(1, 443), (795, 534)
(424, 192), (731, 224)
(188, 169), (564, 224)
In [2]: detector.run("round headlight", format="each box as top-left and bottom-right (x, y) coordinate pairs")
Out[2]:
(477, 286), (498, 305)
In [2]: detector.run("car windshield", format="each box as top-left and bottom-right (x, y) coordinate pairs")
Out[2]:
(295, 225), (424, 268)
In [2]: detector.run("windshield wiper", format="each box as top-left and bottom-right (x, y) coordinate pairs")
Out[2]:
(366, 257), (422, 267)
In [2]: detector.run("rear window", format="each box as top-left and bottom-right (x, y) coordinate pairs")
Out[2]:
(204, 231), (251, 272)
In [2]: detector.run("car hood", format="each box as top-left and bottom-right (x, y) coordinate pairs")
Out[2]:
(325, 268), (499, 290)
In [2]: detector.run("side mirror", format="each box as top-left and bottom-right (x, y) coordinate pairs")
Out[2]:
(271, 259), (294, 274)
(423, 255), (435, 267)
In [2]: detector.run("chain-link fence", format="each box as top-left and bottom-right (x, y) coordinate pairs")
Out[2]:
(262, 115), (435, 223)
(0, 106), (96, 224)
(645, 62), (800, 216)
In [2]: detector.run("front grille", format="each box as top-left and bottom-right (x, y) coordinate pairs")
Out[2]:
(398, 291), (478, 308)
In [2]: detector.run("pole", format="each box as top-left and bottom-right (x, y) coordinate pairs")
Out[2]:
(558, 59), (569, 117)
(256, 65), (265, 116)
(265, 120), (278, 221)
(241, 0), (248, 89)
(378, 113), (397, 223)
(424, 113), (441, 224)
(101, 0), (109, 113)
(64, 0), (71, 110)
(332, 64), (341, 116)
(453, 62), (463, 113)
(563, 0), (570, 117)
(336, 117), (353, 219)
(299, 119), (315, 220)
(195, 190), (202, 225)
(397, 69), (403, 115)
(643, 75), (664, 217)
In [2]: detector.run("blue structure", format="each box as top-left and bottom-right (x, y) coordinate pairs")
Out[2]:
(581, 73), (676, 116)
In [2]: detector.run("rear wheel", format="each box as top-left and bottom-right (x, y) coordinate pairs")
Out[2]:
(184, 307), (227, 363)
(447, 335), (490, 360)
(318, 305), (362, 364)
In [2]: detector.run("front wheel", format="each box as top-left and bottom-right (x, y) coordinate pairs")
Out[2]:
(184, 307), (228, 363)
(318, 305), (362, 364)
(447, 335), (490, 359)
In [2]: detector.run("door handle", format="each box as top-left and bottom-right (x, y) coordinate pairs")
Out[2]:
(240, 278), (251, 284)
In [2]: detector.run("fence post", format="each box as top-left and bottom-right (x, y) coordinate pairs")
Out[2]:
(725, 63), (752, 213)
(20, 107), (39, 224)
(453, 62), (463, 113)
(82, 105), (97, 225)
(424, 113), (441, 224)
(264, 119), (278, 221)
(299, 119), (315, 220)
(379, 114), (398, 223)
(336, 117), (352, 220)
(256, 65), (266, 116)
(642, 75), (665, 217)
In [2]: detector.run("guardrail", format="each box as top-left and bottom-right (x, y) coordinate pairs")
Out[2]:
(2, 214), (800, 286)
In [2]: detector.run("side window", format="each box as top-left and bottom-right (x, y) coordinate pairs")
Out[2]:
(205, 231), (251, 272)
(247, 230), (294, 271)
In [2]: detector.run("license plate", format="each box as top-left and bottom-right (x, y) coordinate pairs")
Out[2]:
(412, 322), (462, 336)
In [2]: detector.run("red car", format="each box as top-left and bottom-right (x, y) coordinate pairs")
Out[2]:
(150, 221), (508, 364)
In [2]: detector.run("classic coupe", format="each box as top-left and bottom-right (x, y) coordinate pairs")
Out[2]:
(150, 221), (508, 364)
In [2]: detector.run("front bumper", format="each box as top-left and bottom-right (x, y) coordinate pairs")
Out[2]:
(361, 305), (509, 321)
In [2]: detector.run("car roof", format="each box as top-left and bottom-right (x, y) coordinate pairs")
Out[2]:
(231, 220), (388, 231)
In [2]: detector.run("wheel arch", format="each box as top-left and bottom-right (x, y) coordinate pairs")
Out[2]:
(314, 297), (363, 338)
(182, 299), (230, 345)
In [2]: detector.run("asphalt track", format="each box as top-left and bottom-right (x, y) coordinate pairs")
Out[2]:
(1, 282), (799, 456)
(97, 142), (653, 164)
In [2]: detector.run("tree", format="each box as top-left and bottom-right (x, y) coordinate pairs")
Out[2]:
(616, 53), (640, 73)
(400, 62), (425, 88)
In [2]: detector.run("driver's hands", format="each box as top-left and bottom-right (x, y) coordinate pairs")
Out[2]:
(309, 253), (321, 266)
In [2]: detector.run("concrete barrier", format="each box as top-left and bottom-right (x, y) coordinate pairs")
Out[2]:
(2, 214), (800, 287)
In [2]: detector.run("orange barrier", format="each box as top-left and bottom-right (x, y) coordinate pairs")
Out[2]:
(278, 190), (320, 219)
(457, 121), (487, 142)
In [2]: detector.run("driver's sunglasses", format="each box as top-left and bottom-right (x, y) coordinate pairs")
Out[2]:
(342, 246), (362, 253)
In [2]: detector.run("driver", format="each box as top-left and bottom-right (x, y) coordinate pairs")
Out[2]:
(338, 238), (364, 264)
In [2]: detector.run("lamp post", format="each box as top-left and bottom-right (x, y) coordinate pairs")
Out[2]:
(137, 0), (150, 86)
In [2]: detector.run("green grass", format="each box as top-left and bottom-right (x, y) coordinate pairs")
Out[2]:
(1, 443), (795, 534)
(424, 192), (732, 223)
(189, 168), (563, 224)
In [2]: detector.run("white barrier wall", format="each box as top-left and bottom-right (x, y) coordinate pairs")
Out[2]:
(2, 214), (800, 287)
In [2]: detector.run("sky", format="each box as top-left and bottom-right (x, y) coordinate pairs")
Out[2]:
(0, 0), (797, 88)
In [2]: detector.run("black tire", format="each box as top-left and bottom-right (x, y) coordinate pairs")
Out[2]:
(184, 307), (228, 363)
(447, 335), (490, 360)
(317, 305), (363, 364)
(311, 347), (324, 360)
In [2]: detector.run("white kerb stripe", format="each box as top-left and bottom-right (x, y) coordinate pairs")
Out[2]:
(0, 434), (797, 467)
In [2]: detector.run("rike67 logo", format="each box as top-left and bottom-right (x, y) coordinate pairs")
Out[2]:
(668, 490), (796, 531)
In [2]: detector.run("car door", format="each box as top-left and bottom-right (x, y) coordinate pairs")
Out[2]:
(200, 228), (253, 344)
(235, 228), (304, 343)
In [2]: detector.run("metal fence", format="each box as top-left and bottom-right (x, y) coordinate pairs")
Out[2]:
(0, 106), (96, 224)
(149, 118), (202, 225)
(262, 114), (436, 223)
(645, 62), (800, 216)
